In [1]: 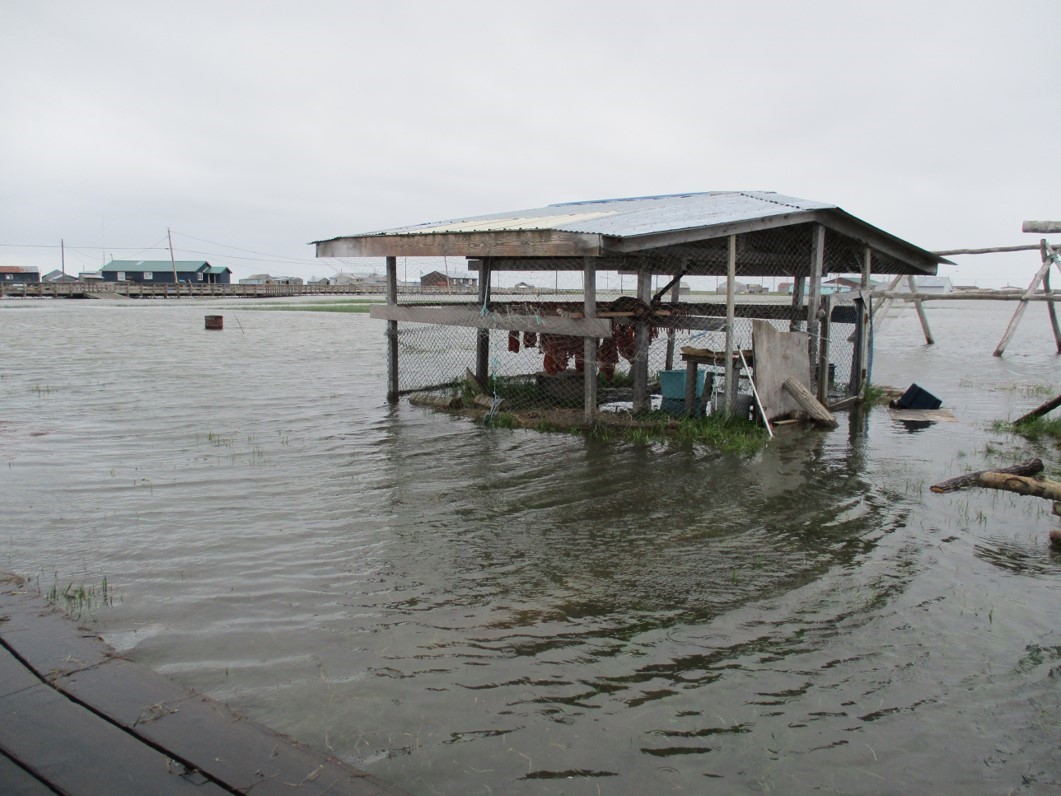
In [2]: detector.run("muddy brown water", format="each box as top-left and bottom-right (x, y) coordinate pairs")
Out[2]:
(2, 298), (1058, 794)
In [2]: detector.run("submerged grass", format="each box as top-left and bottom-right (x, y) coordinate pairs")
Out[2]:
(993, 416), (1061, 445)
(42, 575), (118, 619)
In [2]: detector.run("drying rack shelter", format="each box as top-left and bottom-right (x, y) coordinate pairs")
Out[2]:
(315, 192), (947, 426)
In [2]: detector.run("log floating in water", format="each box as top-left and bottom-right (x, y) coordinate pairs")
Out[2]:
(781, 377), (837, 428)
(976, 472), (1061, 502)
(1014, 393), (1061, 425)
(930, 459), (1043, 493)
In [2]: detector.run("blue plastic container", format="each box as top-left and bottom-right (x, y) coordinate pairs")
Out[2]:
(658, 369), (707, 400)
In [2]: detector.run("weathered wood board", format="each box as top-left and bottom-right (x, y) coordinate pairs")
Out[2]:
(0, 575), (405, 796)
(369, 304), (612, 337)
(751, 320), (811, 420)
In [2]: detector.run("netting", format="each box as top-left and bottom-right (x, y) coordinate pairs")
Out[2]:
(374, 225), (876, 424)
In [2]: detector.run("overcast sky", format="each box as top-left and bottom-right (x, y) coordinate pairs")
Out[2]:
(2, 0), (1058, 287)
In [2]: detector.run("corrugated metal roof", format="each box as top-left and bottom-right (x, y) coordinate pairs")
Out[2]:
(348, 192), (834, 239)
(101, 260), (209, 271)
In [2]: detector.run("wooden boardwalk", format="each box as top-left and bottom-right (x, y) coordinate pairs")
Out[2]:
(0, 575), (405, 796)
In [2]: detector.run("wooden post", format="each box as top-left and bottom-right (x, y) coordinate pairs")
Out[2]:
(632, 271), (652, 413)
(817, 292), (832, 404)
(583, 256), (598, 425)
(993, 242), (1057, 356)
(906, 274), (934, 344)
(789, 276), (806, 332)
(869, 273), (904, 336)
(476, 258), (492, 385)
(723, 235), (737, 414)
(385, 255), (399, 404)
(1041, 241), (1061, 354)
(664, 273), (681, 370)
(850, 246), (872, 395)
(806, 225), (824, 388)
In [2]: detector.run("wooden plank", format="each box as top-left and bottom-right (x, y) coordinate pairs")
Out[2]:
(871, 290), (1061, 301)
(934, 244), (1043, 255)
(315, 230), (601, 259)
(751, 321), (811, 420)
(0, 749), (54, 795)
(368, 304), (612, 337)
(60, 659), (396, 796)
(0, 681), (228, 795)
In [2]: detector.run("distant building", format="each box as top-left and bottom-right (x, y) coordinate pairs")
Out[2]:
(79, 271), (103, 281)
(101, 260), (231, 284)
(42, 270), (78, 283)
(0, 266), (40, 284)
(716, 281), (752, 294)
(421, 270), (477, 288)
(238, 274), (303, 285)
(914, 276), (953, 294)
(822, 276), (879, 292)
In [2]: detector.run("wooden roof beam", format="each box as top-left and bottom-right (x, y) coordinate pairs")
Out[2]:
(315, 229), (601, 259)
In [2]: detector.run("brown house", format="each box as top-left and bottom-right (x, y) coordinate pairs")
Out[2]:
(420, 270), (477, 288)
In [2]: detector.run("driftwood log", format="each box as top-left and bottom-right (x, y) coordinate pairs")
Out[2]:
(929, 459), (1043, 494)
(977, 472), (1061, 502)
(782, 378), (838, 428)
(1014, 394), (1061, 426)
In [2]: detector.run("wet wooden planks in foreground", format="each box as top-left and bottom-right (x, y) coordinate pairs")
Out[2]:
(0, 575), (406, 796)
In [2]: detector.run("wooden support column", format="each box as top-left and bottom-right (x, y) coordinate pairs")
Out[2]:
(789, 276), (806, 332)
(818, 293), (832, 404)
(664, 272), (681, 370)
(806, 225), (824, 388)
(906, 274), (934, 344)
(385, 256), (399, 404)
(1044, 242), (1061, 354)
(632, 271), (652, 413)
(475, 258), (492, 385)
(723, 235), (737, 414)
(583, 257), (598, 425)
(851, 246), (872, 395)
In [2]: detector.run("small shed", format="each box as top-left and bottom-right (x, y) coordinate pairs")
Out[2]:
(315, 191), (947, 425)
(101, 261), (231, 284)
(0, 266), (40, 284)
(913, 276), (954, 294)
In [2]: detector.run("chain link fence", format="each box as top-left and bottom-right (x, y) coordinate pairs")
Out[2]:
(381, 227), (872, 423)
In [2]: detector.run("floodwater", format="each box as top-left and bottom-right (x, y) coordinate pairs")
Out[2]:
(1, 297), (1058, 794)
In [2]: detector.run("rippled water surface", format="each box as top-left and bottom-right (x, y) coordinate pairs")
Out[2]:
(2, 298), (1059, 794)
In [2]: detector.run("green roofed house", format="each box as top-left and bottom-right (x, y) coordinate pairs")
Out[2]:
(101, 260), (232, 285)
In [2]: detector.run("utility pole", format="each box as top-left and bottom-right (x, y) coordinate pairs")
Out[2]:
(168, 227), (179, 295)
(61, 238), (65, 276)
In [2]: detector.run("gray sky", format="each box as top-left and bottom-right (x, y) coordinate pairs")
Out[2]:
(2, 0), (1058, 287)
